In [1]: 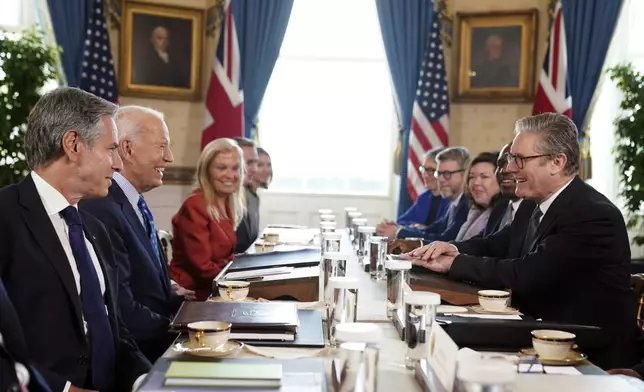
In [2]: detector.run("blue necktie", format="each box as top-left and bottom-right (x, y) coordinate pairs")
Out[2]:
(137, 196), (163, 266)
(59, 207), (115, 391)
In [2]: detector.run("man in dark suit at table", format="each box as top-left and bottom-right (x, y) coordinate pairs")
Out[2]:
(233, 137), (260, 253)
(407, 113), (638, 369)
(1, 279), (51, 392)
(80, 106), (195, 363)
(377, 147), (471, 243)
(0, 87), (151, 391)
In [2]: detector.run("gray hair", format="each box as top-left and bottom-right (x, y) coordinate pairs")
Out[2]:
(436, 146), (471, 169)
(423, 146), (445, 162)
(25, 87), (118, 169)
(515, 113), (579, 176)
(115, 105), (165, 142)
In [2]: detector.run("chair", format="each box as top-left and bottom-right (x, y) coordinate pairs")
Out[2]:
(631, 273), (644, 330)
(157, 229), (173, 264)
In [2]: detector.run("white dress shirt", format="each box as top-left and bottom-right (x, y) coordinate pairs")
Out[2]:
(32, 172), (107, 392)
(510, 199), (523, 221)
(154, 47), (169, 63)
(537, 177), (575, 223)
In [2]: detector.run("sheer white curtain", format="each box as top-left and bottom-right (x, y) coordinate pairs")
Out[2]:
(587, 0), (644, 208)
(258, 0), (394, 196)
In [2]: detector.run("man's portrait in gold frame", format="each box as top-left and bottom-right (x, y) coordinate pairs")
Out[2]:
(119, 2), (203, 101)
(454, 10), (538, 102)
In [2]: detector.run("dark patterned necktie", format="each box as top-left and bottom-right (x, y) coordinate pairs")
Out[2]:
(59, 206), (115, 391)
(138, 196), (163, 266)
(521, 206), (543, 256)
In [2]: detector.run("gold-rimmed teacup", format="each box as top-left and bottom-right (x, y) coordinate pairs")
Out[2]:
(531, 329), (576, 360)
(255, 240), (277, 253)
(217, 280), (250, 301)
(478, 290), (510, 312)
(187, 321), (231, 350)
(264, 233), (280, 244)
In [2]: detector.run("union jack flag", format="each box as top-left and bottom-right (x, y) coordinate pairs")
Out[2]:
(202, 0), (244, 149)
(407, 16), (449, 202)
(79, 0), (118, 103)
(532, 1), (572, 117)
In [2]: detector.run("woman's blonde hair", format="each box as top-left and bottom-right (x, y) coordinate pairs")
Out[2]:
(195, 138), (246, 229)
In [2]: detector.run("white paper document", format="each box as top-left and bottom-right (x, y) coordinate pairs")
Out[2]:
(224, 266), (294, 280)
(447, 313), (523, 320)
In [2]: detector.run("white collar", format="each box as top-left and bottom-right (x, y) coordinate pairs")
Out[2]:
(31, 171), (74, 216)
(538, 177), (575, 217)
(511, 199), (523, 210)
(451, 192), (464, 207)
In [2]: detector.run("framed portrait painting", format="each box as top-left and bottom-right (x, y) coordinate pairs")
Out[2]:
(454, 10), (538, 102)
(119, 2), (204, 101)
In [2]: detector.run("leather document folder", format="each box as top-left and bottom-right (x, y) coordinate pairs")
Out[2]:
(438, 315), (602, 352)
(171, 301), (299, 337)
(230, 248), (320, 272)
(139, 357), (327, 392)
(249, 309), (324, 348)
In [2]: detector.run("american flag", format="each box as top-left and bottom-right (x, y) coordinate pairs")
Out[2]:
(202, 0), (244, 149)
(79, 0), (118, 103)
(407, 17), (449, 202)
(532, 1), (571, 117)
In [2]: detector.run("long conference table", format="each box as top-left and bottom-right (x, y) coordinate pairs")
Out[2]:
(160, 228), (644, 391)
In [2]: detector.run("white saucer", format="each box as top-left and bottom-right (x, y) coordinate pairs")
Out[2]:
(437, 305), (468, 313)
(469, 305), (521, 315)
(174, 340), (244, 358)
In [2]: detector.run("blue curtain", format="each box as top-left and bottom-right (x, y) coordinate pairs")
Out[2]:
(46, 0), (91, 87)
(562, 0), (623, 134)
(232, 0), (294, 139)
(375, 0), (433, 217)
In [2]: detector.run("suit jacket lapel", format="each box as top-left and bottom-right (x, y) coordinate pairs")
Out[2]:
(526, 177), (581, 253)
(17, 176), (84, 335)
(111, 183), (159, 267)
(111, 183), (171, 295)
(507, 200), (535, 258)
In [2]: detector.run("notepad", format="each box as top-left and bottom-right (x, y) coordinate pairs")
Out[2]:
(165, 362), (283, 388)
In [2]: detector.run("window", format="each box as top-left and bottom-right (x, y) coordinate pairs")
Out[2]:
(0, 0), (35, 31)
(587, 0), (642, 208)
(259, 0), (395, 196)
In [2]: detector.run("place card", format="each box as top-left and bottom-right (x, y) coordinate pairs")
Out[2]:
(427, 323), (459, 392)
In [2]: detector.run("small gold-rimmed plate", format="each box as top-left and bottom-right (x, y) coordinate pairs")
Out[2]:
(519, 347), (587, 366)
(174, 340), (244, 358)
(469, 305), (521, 315)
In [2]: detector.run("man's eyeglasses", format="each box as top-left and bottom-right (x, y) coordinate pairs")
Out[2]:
(434, 169), (464, 180)
(504, 152), (552, 169)
(418, 166), (437, 174)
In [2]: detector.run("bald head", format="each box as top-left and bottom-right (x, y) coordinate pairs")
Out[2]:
(116, 106), (173, 193)
(115, 106), (166, 142)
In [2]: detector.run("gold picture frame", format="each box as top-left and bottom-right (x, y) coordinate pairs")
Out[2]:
(454, 10), (538, 102)
(119, 2), (204, 101)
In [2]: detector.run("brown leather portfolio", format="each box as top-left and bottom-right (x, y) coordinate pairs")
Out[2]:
(170, 301), (299, 334)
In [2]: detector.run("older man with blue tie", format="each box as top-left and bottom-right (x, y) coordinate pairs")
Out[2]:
(81, 105), (195, 363)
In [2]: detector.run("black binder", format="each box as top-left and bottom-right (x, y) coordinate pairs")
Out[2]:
(438, 315), (603, 352)
(230, 248), (321, 271)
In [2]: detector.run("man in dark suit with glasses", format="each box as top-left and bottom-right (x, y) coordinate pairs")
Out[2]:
(406, 113), (637, 370)
(377, 147), (471, 243)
